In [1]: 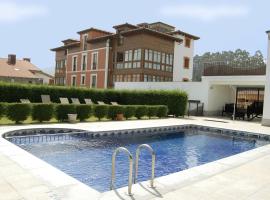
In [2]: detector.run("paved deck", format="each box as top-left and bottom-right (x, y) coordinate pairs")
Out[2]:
(0, 117), (270, 200)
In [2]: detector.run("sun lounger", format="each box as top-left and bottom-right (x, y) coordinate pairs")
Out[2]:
(71, 98), (81, 104)
(97, 101), (106, 105)
(84, 98), (93, 105)
(59, 97), (70, 104)
(41, 95), (51, 103)
(20, 99), (31, 103)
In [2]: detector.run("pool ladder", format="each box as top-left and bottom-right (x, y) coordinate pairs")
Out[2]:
(110, 144), (156, 195)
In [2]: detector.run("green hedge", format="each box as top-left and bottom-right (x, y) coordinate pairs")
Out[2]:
(0, 103), (168, 123)
(124, 106), (136, 119)
(32, 104), (54, 122)
(55, 104), (76, 122)
(76, 105), (92, 121)
(135, 105), (148, 119)
(6, 103), (31, 123)
(157, 105), (168, 118)
(108, 105), (124, 120)
(0, 82), (187, 116)
(0, 103), (6, 119)
(94, 105), (108, 120)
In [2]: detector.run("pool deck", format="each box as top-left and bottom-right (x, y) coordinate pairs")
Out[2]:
(1, 117), (270, 200)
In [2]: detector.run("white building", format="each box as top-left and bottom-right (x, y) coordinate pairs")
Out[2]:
(115, 31), (270, 126)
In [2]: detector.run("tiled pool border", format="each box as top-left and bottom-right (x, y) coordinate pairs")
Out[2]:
(4, 124), (270, 144)
(1, 122), (270, 200)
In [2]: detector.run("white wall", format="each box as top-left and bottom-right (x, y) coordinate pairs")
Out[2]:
(172, 34), (194, 82)
(33, 71), (52, 84)
(263, 32), (270, 126)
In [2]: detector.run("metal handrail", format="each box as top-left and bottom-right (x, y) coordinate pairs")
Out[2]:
(110, 147), (133, 195)
(134, 144), (156, 188)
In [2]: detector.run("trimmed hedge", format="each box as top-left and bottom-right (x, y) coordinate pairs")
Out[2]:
(94, 105), (108, 120)
(135, 105), (148, 119)
(0, 103), (5, 119)
(6, 103), (31, 123)
(124, 106), (136, 119)
(157, 105), (169, 118)
(148, 106), (159, 118)
(32, 104), (54, 122)
(0, 82), (187, 116)
(55, 104), (76, 121)
(108, 105), (124, 120)
(76, 105), (92, 121)
(0, 103), (169, 123)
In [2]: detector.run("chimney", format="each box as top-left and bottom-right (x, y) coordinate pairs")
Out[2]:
(23, 58), (31, 62)
(8, 54), (16, 65)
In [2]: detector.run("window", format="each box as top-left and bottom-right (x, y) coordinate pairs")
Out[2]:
(81, 54), (87, 71)
(133, 49), (141, 61)
(116, 52), (124, 62)
(185, 37), (191, 48)
(81, 74), (86, 85)
(162, 53), (166, 64)
(118, 35), (124, 46)
(72, 56), (77, 71)
(145, 49), (148, 61)
(91, 74), (97, 88)
(184, 57), (190, 69)
(72, 76), (76, 86)
(148, 50), (153, 61)
(125, 50), (132, 61)
(91, 52), (98, 70)
(83, 34), (88, 50)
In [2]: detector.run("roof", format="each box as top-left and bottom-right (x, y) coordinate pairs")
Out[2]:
(0, 58), (47, 79)
(61, 39), (79, 43)
(77, 27), (113, 35)
(51, 41), (80, 51)
(88, 27), (183, 43)
(113, 23), (138, 29)
(169, 30), (200, 40)
(88, 34), (115, 43)
(120, 27), (183, 43)
(149, 22), (175, 29)
(266, 30), (270, 33)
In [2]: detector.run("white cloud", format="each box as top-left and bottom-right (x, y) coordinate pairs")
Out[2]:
(160, 4), (250, 22)
(0, 2), (48, 22)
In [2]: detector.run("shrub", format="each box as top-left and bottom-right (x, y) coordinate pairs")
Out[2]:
(55, 104), (76, 122)
(124, 106), (136, 119)
(147, 106), (159, 118)
(108, 105), (124, 120)
(32, 104), (54, 122)
(76, 105), (92, 121)
(157, 105), (168, 118)
(6, 103), (31, 123)
(0, 83), (187, 116)
(94, 105), (108, 120)
(135, 105), (148, 119)
(0, 103), (6, 119)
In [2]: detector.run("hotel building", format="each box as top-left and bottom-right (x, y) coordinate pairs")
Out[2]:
(51, 22), (199, 88)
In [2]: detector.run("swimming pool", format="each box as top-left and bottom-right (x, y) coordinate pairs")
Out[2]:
(6, 126), (269, 192)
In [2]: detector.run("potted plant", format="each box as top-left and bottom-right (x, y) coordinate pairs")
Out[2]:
(115, 106), (124, 121)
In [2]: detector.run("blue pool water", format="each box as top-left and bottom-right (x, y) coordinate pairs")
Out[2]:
(16, 131), (267, 192)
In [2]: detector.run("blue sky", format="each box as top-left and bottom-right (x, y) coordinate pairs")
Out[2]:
(0, 0), (269, 74)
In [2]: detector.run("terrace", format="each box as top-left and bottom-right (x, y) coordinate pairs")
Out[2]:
(1, 117), (270, 200)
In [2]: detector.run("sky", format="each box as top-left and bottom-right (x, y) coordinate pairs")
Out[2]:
(0, 0), (270, 75)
